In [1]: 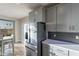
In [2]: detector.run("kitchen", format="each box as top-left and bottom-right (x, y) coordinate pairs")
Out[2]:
(0, 3), (79, 56)
(24, 3), (79, 56)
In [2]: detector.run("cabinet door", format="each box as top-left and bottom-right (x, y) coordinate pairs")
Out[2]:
(69, 50), (79, 56)
(35, 7), (45, 22)
(46, 6), (56, 32)
(42, 43), (50, 56)
(49, 45), (55, 56)
(29, 11), (36, 30)
(57, 4), (72, 32)
(29, 11), (35, 24)
(71, 4), (79, 32)
(54, 45), (69, 56)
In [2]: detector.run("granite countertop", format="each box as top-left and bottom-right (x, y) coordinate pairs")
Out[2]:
(42, 39), (79, 52)
(42, 39), (75, 45)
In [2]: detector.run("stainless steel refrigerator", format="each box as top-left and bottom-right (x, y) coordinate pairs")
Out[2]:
(25, 22), (46, 56)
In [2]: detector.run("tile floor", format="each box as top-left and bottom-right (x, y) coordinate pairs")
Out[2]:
(14, 43), (26, 56)
(0, 43), (26, 56)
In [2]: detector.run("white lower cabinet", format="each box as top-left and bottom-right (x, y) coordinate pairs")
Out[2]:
(42, 40), (79, 56)
(49, 45), (69, 56)
(49, 45), (55, 56)
(69, 50), (79, 56)
(53, 45), (69, 56)
(50, 45), (79, 56)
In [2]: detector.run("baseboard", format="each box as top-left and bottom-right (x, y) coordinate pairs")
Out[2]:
(15, 41), (22, 43)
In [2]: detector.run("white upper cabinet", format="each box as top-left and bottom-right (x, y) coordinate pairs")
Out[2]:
(46, 6), (56, 32)
(56, 3), (79, 32)
(56, 4), (72, 32)
(71, 4), (79, 32)
(35, 7), (45, 22)
(29, 7), (45, 24)
(46, 6), (56, 24)
(29, 11), (35, 24)
(29, 4), (79, 33)
(46, 3), (79, 32)
(46, 4), (72, 32)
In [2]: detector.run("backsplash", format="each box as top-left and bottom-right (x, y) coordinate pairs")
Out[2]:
(48, 32), (79, 44)
(48, 32), (56, 39)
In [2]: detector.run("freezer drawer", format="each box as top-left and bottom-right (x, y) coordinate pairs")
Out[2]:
(54, 46), (69, 56)
(26, 47), (37, 56)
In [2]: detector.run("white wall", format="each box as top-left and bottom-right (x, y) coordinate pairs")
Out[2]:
(20, 17), (29, 43)
(9, 16), (28, 43)
(15, 20), (21, 42)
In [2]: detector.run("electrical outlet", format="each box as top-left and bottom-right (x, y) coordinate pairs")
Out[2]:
(75, 36), (79, 39)
(54, 34), (56, 38)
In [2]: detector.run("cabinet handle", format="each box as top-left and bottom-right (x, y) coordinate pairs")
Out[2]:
(69, 25), (75, 31)
(57, 49), (64, 52)
(72, 25), (75, 31)
(69, 26), (71, 30)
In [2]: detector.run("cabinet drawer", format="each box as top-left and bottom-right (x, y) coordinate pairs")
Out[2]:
(69, 50), (79, 56)
(54, 46), (69, 56)
(49, 45), (54, 52)
(26, 47), (37, 56)
(49, 45), (55, 56)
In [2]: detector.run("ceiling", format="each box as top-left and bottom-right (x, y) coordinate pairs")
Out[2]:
(0, 3), (48, 20)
